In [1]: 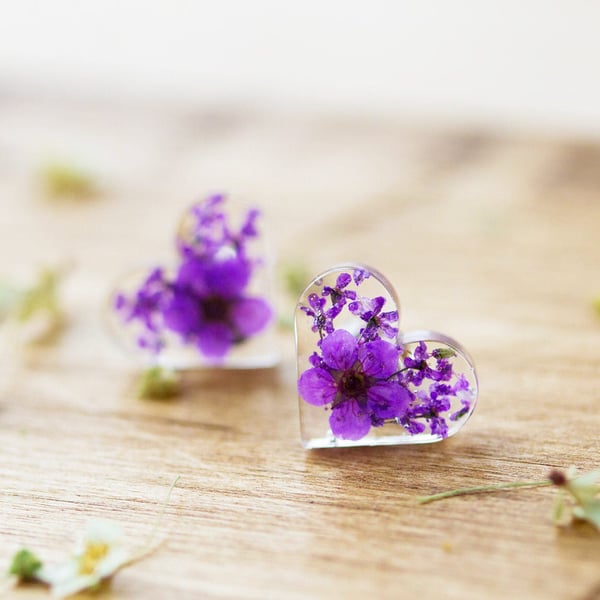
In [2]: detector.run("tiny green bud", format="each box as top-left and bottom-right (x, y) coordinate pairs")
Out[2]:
(8, 549), (42, 581)
(137, 367), (181, 400)
(282, 264), (310, 299)
(41, 162), (97, 200)
(432, 348), (457, 360)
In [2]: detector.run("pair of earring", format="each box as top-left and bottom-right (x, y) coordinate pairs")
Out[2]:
(109, 194), (478, 449)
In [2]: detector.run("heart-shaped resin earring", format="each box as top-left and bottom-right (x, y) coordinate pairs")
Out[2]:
(108, 193), (279, 369)
(295, 264), (477, 448)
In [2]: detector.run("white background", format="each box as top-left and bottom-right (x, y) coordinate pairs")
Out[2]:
(1, 1), (599, 137)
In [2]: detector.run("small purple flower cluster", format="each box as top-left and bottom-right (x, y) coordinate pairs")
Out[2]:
(115, 194), (272, 361)
(297, 269), (473, 441)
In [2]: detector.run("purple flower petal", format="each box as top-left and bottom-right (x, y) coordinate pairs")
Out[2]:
(320, 329), (358, 370)
(358, 339), (400, 378)
(367, 381), (411, 420)
(197, 322), (233, 359)
(230, 297), (272, 336)
(335, 273), (352, 289)
(329, 399), (372, 440)
(308, 293), (326, 312)
(240, 208), (260, 237)
(178, 256), (251, 298)
(430, 417), (449, 437)
(353, 268), (370, 285)
(163, 291), (202, 336)
(298, 368), (337, 406)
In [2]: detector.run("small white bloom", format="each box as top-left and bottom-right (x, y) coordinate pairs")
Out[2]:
(40, 520), (131, 598)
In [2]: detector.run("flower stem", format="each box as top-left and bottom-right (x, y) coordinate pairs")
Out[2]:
(417, 479), (552, 504)
(124, 475), (181, 568)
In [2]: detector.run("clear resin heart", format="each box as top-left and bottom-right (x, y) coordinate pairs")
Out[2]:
(107, 194), (279, 369)
(295, 264), (478, 448)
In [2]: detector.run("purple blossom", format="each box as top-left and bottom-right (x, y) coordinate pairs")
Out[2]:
(400, 390), (451, 438)
(114, 267), (171, 352)
(298, 329), (410, 440)
(449, 374), (473, 421)
(159, 255), (272, 359)
(115, 194), (272, 361)
(348, 295), (399, 341)
(323, 273), (356, 309)
(401, 341), (453, 385)
(300, 293), (341, 339)
(353, 268), (370, 285)
(395, 351), (474, 437)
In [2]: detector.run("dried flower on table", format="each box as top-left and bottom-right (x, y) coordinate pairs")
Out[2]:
(40, 162), (97, 200)
(418, 467), (600, 532)
(40, 520), (131, 597)
(5, 477), (179, 597)
(551, 467), (600, 530)
(136, 366), (181, 400)
(282, 263), (311, 300)
(0, 267), (65, 344)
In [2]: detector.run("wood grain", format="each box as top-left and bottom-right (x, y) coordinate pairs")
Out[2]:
(1, 93), (600, 600)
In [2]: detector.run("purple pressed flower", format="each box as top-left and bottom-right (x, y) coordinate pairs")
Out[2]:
(300, 293), (340, 338)
(177, 255), (251, 299)
(323, 273), (357, 309)
(178, 193), (229, 257)
(401, 341), (453, 385)
(348, 295), (399, 341)
(400, 389), (451, 438)
(353, 268), (370, 285)
(298, 329), (410, 441)
(430, 417), (449, 438)
(178, 193), (263, 263)
(449, 374), (473, 421)
(115, 194), (272, 361)
(390, 342), (474, 437)
(400, 416), (427, 435)
(114, 267), (171, 352)
(308, 351), (324, 368)
(239, 208), (260, 239)
(164, 255), (272, 360)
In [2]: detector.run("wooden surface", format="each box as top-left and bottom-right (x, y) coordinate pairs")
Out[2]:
(1, 93), (600, 600)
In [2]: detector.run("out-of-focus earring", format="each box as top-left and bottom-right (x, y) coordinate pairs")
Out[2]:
(108, 193), (279, 370)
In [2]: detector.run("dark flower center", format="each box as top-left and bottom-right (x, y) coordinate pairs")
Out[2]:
(202, 296), (229, 322)
(340, 370), (367, 398)
(329, 289), (342, 305)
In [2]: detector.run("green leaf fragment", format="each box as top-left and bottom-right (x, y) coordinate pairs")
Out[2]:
(41, 162), (97, 200)
(282, 264), (310, 299)
(16, 268), (61, 323)
(0, 267), (63, 325)
(137, 367), (181, 400)
(8, 549), (43, 581)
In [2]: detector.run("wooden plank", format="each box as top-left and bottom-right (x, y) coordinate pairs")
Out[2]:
(1, 95), (600, 600)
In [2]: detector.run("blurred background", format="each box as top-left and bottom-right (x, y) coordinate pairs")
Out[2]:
(1, 0), (599, 137)
(2, 0), (599, 328)
(0, 0), (599, 303)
